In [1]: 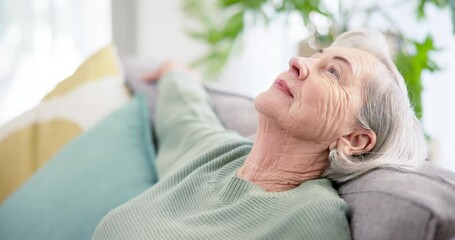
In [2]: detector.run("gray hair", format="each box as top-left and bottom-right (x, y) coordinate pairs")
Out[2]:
(322, 28), (428, 182)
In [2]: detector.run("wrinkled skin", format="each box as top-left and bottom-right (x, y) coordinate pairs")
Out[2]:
(238, 47), (380, 192)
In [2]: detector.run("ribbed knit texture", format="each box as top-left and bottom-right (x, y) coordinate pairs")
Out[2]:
(92, 72), (351, 240)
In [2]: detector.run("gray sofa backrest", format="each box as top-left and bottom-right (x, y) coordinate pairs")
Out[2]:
(339, 164), (455, 240)
(122, 57), (455, 240)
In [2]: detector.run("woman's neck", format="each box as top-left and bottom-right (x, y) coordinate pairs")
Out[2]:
(237, 117), (329, 192)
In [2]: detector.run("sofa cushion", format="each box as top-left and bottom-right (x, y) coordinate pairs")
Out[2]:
(0, 44), (130, 202)
(338, 163), (455, 240)
(0, 95), (157, 240)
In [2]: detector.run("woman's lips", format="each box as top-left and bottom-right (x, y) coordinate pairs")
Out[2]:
(274, 79), (293, 98)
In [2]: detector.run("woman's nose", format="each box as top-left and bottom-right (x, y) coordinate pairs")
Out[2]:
(289, 57), (309, 80)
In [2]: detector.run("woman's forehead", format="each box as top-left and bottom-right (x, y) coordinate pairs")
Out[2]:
(322, 46), (383, 67)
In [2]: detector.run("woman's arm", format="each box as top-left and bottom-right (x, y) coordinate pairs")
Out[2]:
(144, 62), (229, 178)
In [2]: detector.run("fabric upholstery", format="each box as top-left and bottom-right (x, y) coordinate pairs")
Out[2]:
(0, 95), (157, 240)
(0, 45), (130, 202)
(338, 164), (455, 240)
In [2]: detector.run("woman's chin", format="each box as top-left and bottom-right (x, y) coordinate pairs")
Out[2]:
(254, 91), (270, 114)
(254, 89), (289, 117)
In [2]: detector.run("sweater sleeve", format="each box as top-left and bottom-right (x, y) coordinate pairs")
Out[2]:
(154, 71), (236, 178)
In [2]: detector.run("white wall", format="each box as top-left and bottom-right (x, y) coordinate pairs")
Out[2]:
(418, 8), (455, 171)
(135, 0), (207, 64)
(217, 14), (308, 97)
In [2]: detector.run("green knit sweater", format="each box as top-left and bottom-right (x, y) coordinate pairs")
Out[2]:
(92, 72), (351, 240)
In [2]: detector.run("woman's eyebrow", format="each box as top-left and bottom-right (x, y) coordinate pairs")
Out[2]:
(318, 49), (352, 73)
(332, 56), (353, 73)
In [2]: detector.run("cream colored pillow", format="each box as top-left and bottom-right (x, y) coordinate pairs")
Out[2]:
(0, 44), (131, 202)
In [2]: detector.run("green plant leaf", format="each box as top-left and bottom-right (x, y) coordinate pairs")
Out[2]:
(183, 0), (212, 23)
(187, 30), (209, 40)
(417, 0), (426, 18)
(288, 0), (330, 26)
(396, 50), (423, 118)
(395, 36), (439, 119)
(222, 11), (245, 40)
(220, 0), (241, 8)
(191, 43), (234, 78)
(206, 28), (224, 44)
(450, 0), (455, 33)
(416, 0), (451, 19)
(239, 0), (267, 9)
(275, 1), (287, 12)
(414, 36), (439, 71)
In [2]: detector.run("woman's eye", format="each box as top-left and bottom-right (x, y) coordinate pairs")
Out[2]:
(328, 67), (340, 79)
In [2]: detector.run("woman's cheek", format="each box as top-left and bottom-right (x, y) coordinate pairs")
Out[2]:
(287, 103), (320, 132)
(299, 84), (329, 117)
(291, 86), (335, 136)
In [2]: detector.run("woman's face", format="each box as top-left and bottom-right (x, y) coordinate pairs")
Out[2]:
(255, 46), (381, 143)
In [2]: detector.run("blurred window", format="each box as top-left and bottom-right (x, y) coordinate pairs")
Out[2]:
(0, 0), (112, 125)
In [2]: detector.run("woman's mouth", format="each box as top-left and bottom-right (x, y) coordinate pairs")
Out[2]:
(274, 79), (293, 98)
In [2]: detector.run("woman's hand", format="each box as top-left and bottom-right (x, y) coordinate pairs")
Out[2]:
(142, 61), (194, 83)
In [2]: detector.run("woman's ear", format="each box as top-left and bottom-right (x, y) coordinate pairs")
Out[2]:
(337, 128), (376, 156)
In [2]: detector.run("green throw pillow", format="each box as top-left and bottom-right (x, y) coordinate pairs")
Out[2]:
(0, 95), (157, 240)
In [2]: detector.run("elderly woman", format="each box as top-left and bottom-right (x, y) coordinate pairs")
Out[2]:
(92, 28), (426, 239)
